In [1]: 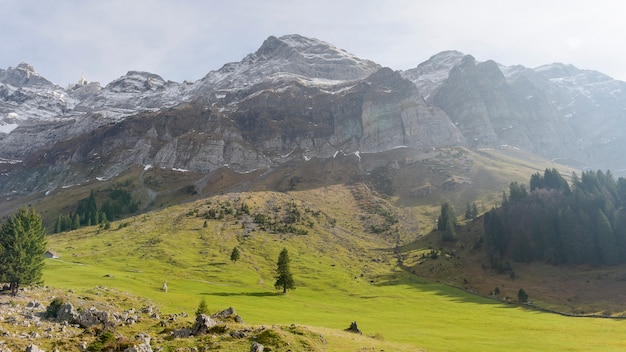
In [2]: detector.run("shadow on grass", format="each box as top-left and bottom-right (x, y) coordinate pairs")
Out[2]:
(370, 270), (574, 316)
(202, 291), (282, 297)
(370, 270), (510, 307)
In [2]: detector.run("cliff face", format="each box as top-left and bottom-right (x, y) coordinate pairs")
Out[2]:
(425, 54), (626, 169)
(1, 66), (463, 195)
(429, 56), (577, 157)
(3, 35), (626, 199)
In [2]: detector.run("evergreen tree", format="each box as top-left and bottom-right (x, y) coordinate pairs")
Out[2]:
(437, 203), (457, 241)
(195, 297), (209, 317)
(595, 209), (620, 265)
(274, 248), (295, 293)
(0, 207), (47, 295)
(508, 182), (528, 203)
(529, 172), (544, 191)
(517, 288), (529, 303)
(71, 213), (80, 230)
(54, 216), (62, 233)
(465, 202), (473, 220)
(230, 246), (240, 263)
(471, 202), (479, 219)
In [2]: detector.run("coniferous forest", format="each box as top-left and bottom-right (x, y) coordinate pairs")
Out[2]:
(484, 169), (626, 267)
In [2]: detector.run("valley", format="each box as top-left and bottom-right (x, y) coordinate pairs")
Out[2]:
(17, 181), (626, 351)
(2, 33), (626, 351)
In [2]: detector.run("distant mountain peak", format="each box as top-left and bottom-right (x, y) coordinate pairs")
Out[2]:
(15, 62), (39, 76)
(401, 50), (467, 98)
(0, 62), (52, 87)
(200, 34), (381, 89)
(105, 70), (168, 93)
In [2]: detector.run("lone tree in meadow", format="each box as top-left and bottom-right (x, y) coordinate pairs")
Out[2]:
(0, 207), (47, 295)
(274, 247), (295, 294)
(196, 297), (209, 317)
(230, 246), (240, 263)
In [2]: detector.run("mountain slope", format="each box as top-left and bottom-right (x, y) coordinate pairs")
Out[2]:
(3, 34), (626, 211)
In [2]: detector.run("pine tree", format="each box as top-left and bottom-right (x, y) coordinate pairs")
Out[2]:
(274, 248), (295, 293)
(471, 202), (479, 219)
(465, 202), (472, 220)
(195, 297), (209, 317)
(230, 246), (240, 263)
(71, 213), (80, 230)
(517, 288), (529, 303)
(437, 203), (457, 241)
(595, 209), (620, 265)
(0, 207), (47, 295)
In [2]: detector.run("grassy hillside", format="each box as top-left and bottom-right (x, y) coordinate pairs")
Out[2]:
(36, 186), (626, 351)
(5, 146), (621, 351)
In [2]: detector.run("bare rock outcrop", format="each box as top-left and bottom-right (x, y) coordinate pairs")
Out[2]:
(123, 333), (152, 352)
(250, 342), (264, 352)
(190, 314), (217, 336)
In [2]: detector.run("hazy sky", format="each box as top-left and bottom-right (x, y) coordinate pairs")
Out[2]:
(3, 0), (626, 86)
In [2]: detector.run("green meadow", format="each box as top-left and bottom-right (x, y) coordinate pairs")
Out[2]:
(43, 191), (626, 351)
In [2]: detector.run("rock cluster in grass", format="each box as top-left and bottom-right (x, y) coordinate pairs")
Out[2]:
(0, 286), (161, 352)
(52, 301), (142, 328)
(0, 288), (322, 351)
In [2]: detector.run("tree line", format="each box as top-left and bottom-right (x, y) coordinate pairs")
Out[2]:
(484, 168), (626, 267)
(53, 189), (139, 233)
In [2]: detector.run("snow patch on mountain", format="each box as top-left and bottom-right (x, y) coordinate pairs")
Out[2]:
(197, 34), (380, 91)
(401, 50), (466, 98)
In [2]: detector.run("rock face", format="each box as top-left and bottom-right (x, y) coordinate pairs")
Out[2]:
(423, 53), (626, 170)
(429, 55), (577, 157)
(3, 35), (626, 202)
(0, 64), (462, 197)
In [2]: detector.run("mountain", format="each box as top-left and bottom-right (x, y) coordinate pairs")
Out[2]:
(415, 54), (626, 170)
(2, 34), (626, 207)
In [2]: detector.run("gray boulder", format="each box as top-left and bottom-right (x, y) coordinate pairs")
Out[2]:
(55, 302), (78, 324)
(25, 345), (43, 352)
(123, 333), (152, 352)
(191, 314), (217, 336)
(250, 342), (264, 352)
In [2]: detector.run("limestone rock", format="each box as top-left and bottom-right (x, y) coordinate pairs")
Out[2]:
(123, 333), (152, 352)
(26, 343), (44, 352)
(250, 342), (264, 352)
(190, 314), (217, 336)
(25, 345), (43, 352)
(211, 307), (237, 320)
(55, 303), (78, 324)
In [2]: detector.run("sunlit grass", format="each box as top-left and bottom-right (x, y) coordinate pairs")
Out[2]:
(42, 190), (626, 351)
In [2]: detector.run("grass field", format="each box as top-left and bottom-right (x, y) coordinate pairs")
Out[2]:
(40, 189), (626, 351)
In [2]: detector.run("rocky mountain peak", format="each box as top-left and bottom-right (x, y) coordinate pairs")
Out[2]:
(0, 62), (53, 87)
(104, 71), (169, 93)
(401, 50), (466, 98)
(199, 34), (381, 90)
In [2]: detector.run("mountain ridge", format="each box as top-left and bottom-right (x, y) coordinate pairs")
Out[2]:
(2, 34), (626, 203)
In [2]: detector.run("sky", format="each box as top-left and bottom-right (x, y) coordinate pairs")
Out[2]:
(2, 0), (626, 87)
